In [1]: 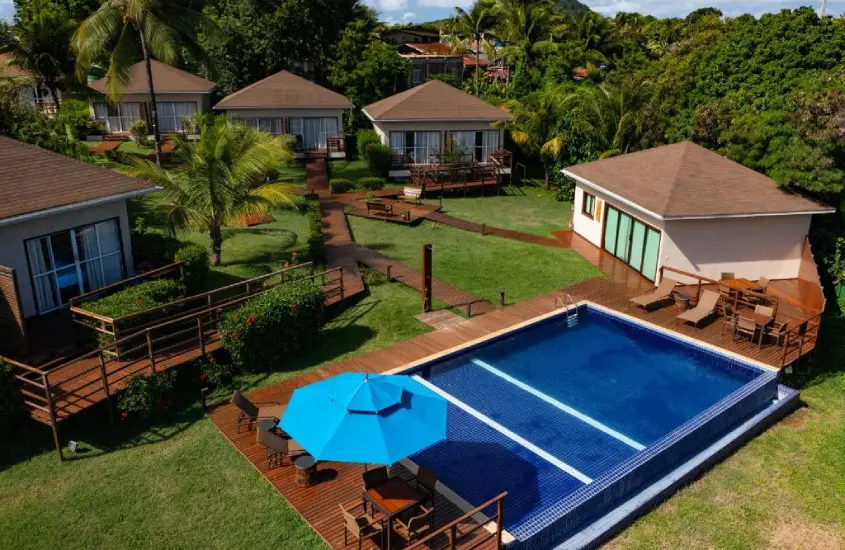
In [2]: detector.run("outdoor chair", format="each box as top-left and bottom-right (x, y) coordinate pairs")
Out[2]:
(395, 505), (433, 545)
(362, 466), (389, 491)
(256, 425), (307, 468)
(718, 300), (737, 335)
(339, 503), (385, 550)
(757, 276), (770, 291)
(765, 318), (790, 347)
(414, 465), (438, 506)
(720, 272), (736, 281)
(231, 390), (286, 432)
(677, 290), (721, 327)
(629, 278), (679, 310)
(733, 316), (759, 347)
(754, 304), (775, 318)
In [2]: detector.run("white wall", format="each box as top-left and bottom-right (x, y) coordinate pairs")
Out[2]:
(373, 120), (503, 139)
(221, 107), (345, 122)
(572, 182), (664, 248)
(0, 200), (135, 318)
(661, 215), (811, 281)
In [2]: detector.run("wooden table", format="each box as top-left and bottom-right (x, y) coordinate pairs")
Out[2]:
(736, 312), (774, 347)
(363, 477), (424, 550)
(722, 278), (764, 293)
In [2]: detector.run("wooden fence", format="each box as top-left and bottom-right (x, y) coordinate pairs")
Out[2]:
(407, 492), (507, 550)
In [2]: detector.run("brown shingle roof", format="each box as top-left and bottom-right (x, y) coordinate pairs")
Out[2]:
(399, 42), (462, 57)
(363, 80), (511, 122)
(0, 137), (157, 223)
(89, 60), (215, 94)
(0, 53), (32, 78)
(213, 70), (352, 110)
(564, 142), (834, 218)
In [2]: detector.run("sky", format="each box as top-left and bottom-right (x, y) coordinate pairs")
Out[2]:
(0, 0), (838, 24)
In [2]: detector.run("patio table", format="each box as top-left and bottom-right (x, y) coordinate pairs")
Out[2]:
(363, 477), (424, 550)
(722, 278), (764, 294)
(735, 312), (774, 347)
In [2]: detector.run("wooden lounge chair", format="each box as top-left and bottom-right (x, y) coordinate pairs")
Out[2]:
(231, 390), (286, 432)
(395, 505), (433, 545)
(677, 290), (721, 327)
(629, 278), (679, 310)
(340, 503), (385, 550)
(257, 425), (307, 468)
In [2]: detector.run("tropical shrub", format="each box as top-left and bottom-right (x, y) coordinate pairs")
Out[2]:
(83, 279), (185, 320)
(358, 176), (386, 190)
(174, 242), (210, 294)
(0, 359), (21, 436)
(364, 144), (392, 178)
(129, 119), (148, 144)
(329, 178), (354, 194)
(220, 281), (325, 370)
(356, 129), (380, 160)
(196, 355), (240, 388)
(305, 199), (325, 265)
(131, 219), (181, 267)
(59, 99), (94, 140)
(117, 370), (178, 421)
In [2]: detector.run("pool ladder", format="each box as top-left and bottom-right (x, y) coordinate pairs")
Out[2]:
(555, 294), (579, 328)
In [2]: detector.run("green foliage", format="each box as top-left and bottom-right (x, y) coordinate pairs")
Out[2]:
(174, 243), (210, 294)
(130, 218), (181, 267)
(358, 177), (385, 190)
(0, 359), (21, 437)
(0, 91), (94, 161)
(426, 73), (459, 87)
(554, 174), (576, 202)
(825, 238), (845, 288)
(361, 267), (387, 287)
(117, 370), (178, 421)
(304, 199), (325, 265)
(195, 355), (240, 388)
(129, 119), (148, 145)
(82, 279), (185, 320)
(356, 129), (380, 160)
(220, 281), (325, 370)
(329, 178), (354, 194)
(363, 143), (391, 178)
(58, 99), (93, 140)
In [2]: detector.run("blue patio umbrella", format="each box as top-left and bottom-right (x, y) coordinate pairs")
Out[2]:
(280, 372), (447, 465)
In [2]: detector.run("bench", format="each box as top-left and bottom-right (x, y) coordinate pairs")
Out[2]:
(366, 201), (394, 217)
(398, 186), (423, 204)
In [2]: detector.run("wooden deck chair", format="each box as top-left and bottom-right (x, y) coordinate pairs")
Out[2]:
(677, 290), (721, 327)
(629, 278), (679, 310)
(231, 390), (286, 432)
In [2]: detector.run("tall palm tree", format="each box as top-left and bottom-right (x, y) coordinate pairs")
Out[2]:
(448, 0), (496, 96)
(73, 0), (217, 166)
(1, 0), (77, 109)
(119, 114), (298, 266)
(503, 85), (567, 189)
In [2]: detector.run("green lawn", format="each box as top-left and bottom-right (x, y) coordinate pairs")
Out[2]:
(118, 141), (155, 156)
(424, 184), (572, 237)
(276, 162), (307, 187)
(348, 217), (603, 304)
(0, 282), (429, 549)
(328, 159), (371, 181)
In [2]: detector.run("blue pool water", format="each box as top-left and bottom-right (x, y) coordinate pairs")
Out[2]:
(407, 305), (776, 548)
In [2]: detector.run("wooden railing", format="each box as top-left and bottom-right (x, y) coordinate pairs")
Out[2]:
(780, 311), (822, 369)
(9, 267), (344, 461)
(407, 492), (507, 550)
(659, 265), (778, 316)
(71, 263), (315, 356)
(69, 261), (185, 309)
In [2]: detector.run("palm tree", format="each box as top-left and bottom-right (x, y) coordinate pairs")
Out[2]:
(448, 0), (496, 96)
(503, 85), (568, 189)
(73, 0), (217, 166)
(1, 0), (77, 109)
(119, 114), (298, 266)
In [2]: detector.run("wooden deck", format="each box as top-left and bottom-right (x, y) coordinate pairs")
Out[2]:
(346, 200), (440, 225)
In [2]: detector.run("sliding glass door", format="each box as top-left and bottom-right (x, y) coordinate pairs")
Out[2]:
(603, 205), (661, 281)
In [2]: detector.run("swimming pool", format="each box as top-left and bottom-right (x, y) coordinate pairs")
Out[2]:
(402, 303), (793, 549)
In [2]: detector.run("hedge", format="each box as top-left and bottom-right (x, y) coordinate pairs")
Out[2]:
(305, 199), (325, 265)
(220, 280), (325, 370)
(356, 129), (380, 160)
(329, 178), (354, 194)
(83, 279), (185, 320)
(364, 144), (392, 178)
(174, 242), (210, 293)
(358, 177), (386, 190)
(0, 359), (21, 436)
(117, 370), (178, 421)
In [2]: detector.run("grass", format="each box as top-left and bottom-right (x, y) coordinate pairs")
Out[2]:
(347, 217), (603, 304)
(328, 159), (372, 181)
(424, 183), (572, 237)
(0, 282), (429, 549)
(276, 162), (307, 187)
(117, 141), (155, 156)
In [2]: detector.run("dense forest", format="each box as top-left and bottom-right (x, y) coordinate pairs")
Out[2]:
(2, 0), (845, 286)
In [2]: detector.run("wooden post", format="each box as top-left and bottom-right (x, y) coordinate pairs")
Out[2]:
(496, 495), (505, 549)
(42, 372), (62, 462)
(499, 291), (505, 307)
(697, 279), (702, 302)
(146, 330), (156, 373)
(245, 281), (251, 295)
(197, 316), (206, 355)
(422, 244), (433, 313)
(387, 265), (392, 282)
(98, 352), (114, 424)
(448, 524), (458, 549)
(339, 267), (345, 299)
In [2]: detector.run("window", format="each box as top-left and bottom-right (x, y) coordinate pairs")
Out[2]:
(287, 117), (340, 150)
(582, 191), (597, 219)
(156, 102), (198, 132)
(25, 219), (125, 314)
(448, 130), (500, 163)
(93, 102), (142, 133)
(389, 131), (441, 164)
(233, 117), (285, 135)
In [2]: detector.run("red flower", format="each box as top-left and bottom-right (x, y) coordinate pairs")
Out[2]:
(292, 303), (298, 311)
(284, 262), (291, 268)
(200, 373), (207, 382)
(135, 299), (141, 306)
(262, 281), (268, 287)
(291, 251), (298, 258)
(120, 411), (128, 420)
(247, 314), (256, 325)
(208, 356), (216, 364)
(233, 314), (240, 321)
(224, 329), (230, 336)
(233, 331), (239, 339)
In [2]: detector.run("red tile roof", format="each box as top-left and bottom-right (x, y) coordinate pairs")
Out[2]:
(214, 70), (352, 110)
(400, 42), (462, 57)
(0, 137), (158, 222)
(564, 142), (835, 218)
(89, 60), (215, 94)
(363, 80), (511, 122)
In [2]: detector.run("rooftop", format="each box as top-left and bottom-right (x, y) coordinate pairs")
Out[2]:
(363, 80), (511, 122)
(398, 42), (462, 58)
(563, 141), (834, 219)
(0, 137), (158, 224)
(89, 60), (215, 94)
(214, 70), (352, 110)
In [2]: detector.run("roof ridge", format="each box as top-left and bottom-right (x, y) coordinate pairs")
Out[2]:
(215, 71), (287, 106)
(661, 141), (693, 213)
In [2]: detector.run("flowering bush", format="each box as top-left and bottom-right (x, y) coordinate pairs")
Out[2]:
(117, 370), (178, 420)
(305, 199), (325, 265)
(220, 280), (325, 370)
(174, 243), (210, 294)
(195, 355), (240, 388)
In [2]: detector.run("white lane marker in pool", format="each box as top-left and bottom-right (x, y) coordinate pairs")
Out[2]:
(413, 375), (594, 485)
(470, 359), (646, 451)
